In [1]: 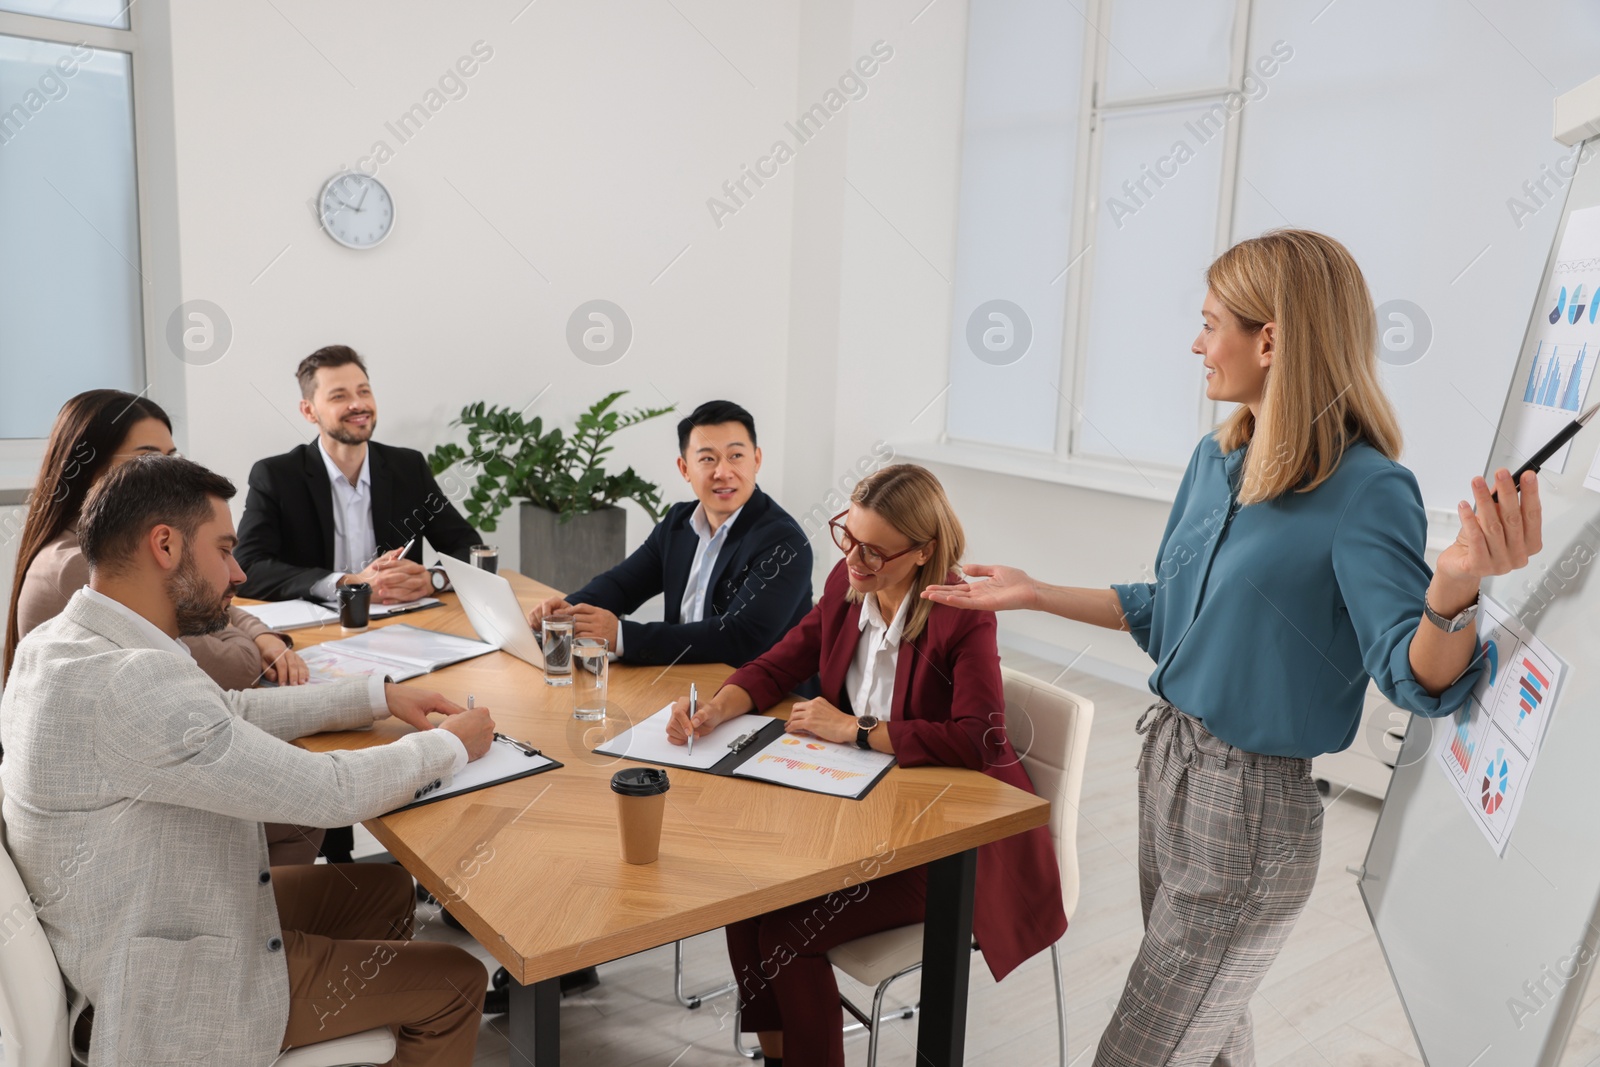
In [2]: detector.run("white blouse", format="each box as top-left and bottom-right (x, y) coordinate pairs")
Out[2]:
(845, 591), (910, 721)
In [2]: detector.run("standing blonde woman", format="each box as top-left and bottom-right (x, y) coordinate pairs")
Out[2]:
(925, 230), (1543, 1065)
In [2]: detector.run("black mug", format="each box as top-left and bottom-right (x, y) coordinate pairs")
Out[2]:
(338, 582), (373, 630)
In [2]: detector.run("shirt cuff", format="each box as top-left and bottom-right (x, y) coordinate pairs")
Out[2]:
(366, 673), (392, 720)
(435, 729), (470, 775)
(310, 572), (342, 603)
(613, 620), (625, 657)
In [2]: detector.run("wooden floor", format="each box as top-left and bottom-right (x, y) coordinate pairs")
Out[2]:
(348, 649), (1470, 1066)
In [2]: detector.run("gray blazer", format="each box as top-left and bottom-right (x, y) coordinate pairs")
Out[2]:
(0, 590), (461, 1067)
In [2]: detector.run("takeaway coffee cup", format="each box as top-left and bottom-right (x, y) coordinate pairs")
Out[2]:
(611, 767), (669, 864)
(338, 582), (373, 630)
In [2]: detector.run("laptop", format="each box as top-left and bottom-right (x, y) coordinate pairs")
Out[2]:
(436, 555), (546, 671)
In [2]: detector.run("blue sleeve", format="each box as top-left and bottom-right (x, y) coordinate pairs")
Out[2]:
(1111, 437), (1207, 657)
(1331, 465), (1484, 718)
(1112, 582), (1156, 653)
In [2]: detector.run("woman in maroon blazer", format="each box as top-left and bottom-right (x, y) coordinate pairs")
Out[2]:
(666, 464), (1066, 1067)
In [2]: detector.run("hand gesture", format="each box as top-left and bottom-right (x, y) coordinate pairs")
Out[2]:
(365, 558), (430, 603)
(439, 705), (496, 761)
(527, 595), (573, 630)
(384, 683), (466, 733)
(257, 635), (309, 685)
(568, 604), (620, 647)
(921, 564), (1039, 613)
(784, 697), (857, 744)
(666, 694), (716, 745)
(1435, 469), (1543, 593)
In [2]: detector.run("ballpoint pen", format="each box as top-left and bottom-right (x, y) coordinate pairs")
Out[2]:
(687, 683), (697, 757)
(1491, 400), (1600, 502)
(472, 694), (543, 756)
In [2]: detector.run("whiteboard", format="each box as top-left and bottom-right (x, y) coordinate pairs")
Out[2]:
(1363, 141), (1600, 1066)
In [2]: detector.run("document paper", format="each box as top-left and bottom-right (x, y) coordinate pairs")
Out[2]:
(593, 704), (776, 771)
(1432, 595), (1568, 856)
(733, 733), (895, 799)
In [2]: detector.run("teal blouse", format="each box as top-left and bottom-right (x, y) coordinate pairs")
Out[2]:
(1111, 434), (1483, 758)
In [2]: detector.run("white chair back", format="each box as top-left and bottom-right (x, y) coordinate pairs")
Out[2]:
(1002, 666), (1094, 921)
(0, 785), (72, 1067)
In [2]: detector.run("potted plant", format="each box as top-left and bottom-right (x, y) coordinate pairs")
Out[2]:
(427, 391), (676, 593)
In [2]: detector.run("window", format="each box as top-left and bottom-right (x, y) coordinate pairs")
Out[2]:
(0, 5), (145, 474)
(943, 0), (1252, 486)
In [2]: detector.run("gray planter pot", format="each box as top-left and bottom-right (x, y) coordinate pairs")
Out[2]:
(518, 503), (628, 595)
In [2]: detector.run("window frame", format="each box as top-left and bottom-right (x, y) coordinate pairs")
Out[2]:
(932, 0), (1253, 502)
(0, 5), (178, 497)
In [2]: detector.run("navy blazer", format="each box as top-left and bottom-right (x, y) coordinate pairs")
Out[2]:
(234, 440), (480, 601)
(565, 486), (813, 668)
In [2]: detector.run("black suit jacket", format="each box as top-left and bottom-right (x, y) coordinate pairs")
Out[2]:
(234, 440), (481, 601)
(565, 486), (814, 668)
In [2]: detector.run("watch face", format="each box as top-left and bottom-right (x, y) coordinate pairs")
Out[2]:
(858, 715), (880, 729)
(319, 172), (394, 249)
(431, 570), (447, 591)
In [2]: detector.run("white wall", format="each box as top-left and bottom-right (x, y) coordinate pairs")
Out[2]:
(7, 0), (1600, 692)
(160, 0), (805, 574)
(788, 0), (1600, 684)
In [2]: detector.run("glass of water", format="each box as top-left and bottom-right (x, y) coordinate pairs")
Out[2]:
(572, 638), (609, 720)
(469, 544), (499, 573)
(542, 614), (574, 687)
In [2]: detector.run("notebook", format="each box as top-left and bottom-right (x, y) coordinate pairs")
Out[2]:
(301, 624), (497, 683)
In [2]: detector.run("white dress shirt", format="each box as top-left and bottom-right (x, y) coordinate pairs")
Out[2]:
(845, 590), (909, 722)
(309, 441), (377, 603)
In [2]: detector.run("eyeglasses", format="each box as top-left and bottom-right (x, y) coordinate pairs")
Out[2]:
(828, 511), (925, 574)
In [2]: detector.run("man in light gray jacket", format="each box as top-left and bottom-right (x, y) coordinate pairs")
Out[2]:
(1, 455), (496, 1066)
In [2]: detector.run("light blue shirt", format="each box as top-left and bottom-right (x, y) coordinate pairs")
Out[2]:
(1111, 434), (1484, 758)
(678, 502), (744, 624)
(309, 442), (375, 603)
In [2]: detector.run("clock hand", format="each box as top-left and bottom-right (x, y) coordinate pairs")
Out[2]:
(354, 184), (371, 212)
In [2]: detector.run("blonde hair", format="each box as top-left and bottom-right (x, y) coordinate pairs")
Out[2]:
(844, 464), (965, 642)
(1209, 229), (1402, 504)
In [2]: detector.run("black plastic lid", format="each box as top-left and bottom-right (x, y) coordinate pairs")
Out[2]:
(611, 767), (670, 796)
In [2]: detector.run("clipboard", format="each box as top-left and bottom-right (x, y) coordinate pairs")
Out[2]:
(593, 707), (787, 776)
(593, 706), (895, 800)
(387, 734), (563, 813)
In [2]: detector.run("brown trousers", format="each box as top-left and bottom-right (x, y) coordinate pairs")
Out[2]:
(266, 822), (327, 866)
(275, 864), (486, 1066)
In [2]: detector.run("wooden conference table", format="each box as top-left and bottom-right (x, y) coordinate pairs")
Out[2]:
(284, 572), (1051, 1067)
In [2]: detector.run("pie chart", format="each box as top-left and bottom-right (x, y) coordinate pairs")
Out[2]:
(1481, 749), (1509, 815)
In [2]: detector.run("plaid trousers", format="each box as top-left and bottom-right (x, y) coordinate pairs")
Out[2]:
(1093, 702), (1324, 1067)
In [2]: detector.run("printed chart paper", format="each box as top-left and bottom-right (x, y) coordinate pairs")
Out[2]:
(1433, 595), (1567, 855)
(733, 732), (895, 799)
(1506, 205), (1600, 473)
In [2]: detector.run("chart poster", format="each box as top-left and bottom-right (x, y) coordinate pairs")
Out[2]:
(1433, 595), (1569, 855)
(1507, 205), (1600, 472)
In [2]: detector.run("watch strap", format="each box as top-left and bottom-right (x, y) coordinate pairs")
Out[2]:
(1424, 592), (1480, 633)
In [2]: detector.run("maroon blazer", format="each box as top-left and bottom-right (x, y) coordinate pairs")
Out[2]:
(724, 560), (1068, 981)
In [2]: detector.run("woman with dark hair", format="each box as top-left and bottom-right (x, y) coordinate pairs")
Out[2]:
(5, 389), (321, 864)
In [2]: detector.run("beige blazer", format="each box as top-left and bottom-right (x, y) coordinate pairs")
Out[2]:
(16, 528), (286, 691)
(0, 590), (460, 1066)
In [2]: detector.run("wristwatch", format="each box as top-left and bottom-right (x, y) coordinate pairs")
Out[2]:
(429, 567), (449, 593)
(855, 715), (882, 750)
(1423, 593), (1480, 633)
